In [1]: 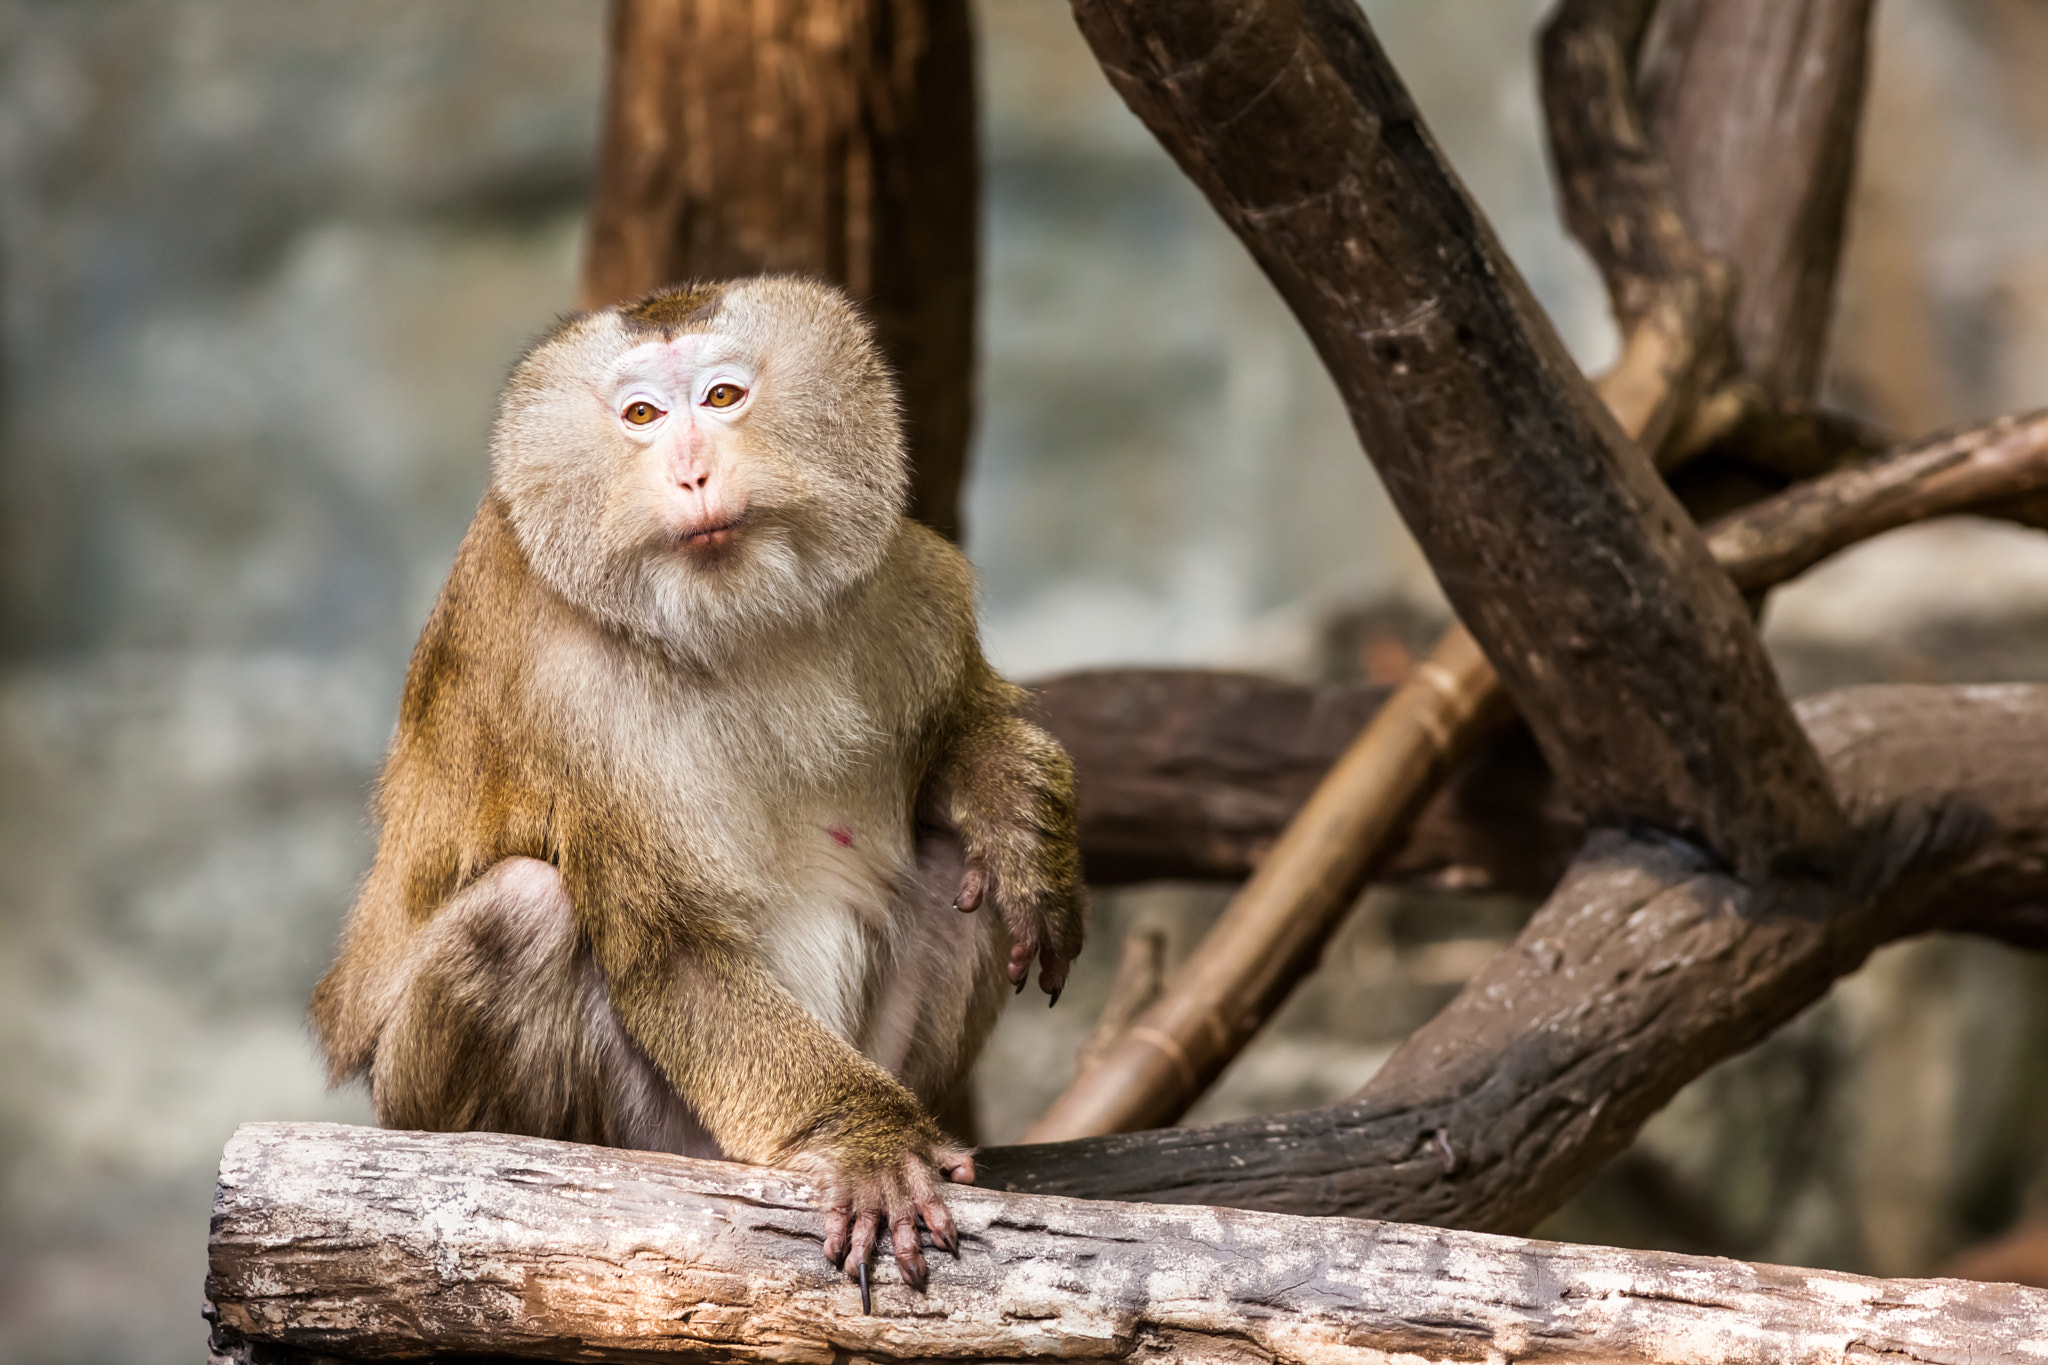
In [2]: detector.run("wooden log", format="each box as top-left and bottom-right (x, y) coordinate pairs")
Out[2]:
(205, 1122), (2048, 1365)
(581, 0), (977, 539)
(1037, 405), (2048, 896)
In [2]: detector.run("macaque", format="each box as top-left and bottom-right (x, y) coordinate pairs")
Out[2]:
(311, 276), (1085, 1294)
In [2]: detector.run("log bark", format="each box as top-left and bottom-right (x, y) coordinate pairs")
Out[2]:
(981, 683), (2048, 1230)
(206, 1122), (2048, 1365)
(581, 0), (977, 539)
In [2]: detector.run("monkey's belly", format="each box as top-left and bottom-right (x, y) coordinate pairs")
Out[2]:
(749, 814), (922, 1048)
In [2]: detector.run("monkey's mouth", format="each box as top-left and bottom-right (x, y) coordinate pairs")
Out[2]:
(674, 512), (749, 550)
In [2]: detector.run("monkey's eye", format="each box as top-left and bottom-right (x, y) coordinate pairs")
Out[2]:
(621, 400), (665, 426)
(703, 383), (746, 409)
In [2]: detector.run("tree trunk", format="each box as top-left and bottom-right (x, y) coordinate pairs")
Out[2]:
(581, 0), (977, 538)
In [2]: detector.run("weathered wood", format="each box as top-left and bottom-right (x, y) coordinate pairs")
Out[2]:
(1037, 666), (1571, 893)
(1709, 407), (2048, 591)
(207, 1122), (2048, 1365)
(581, 0), (977, 538)
(1068, 0), (1841, 885)
(981, 683), (2048, 1229)
(1638, 0), (1875, 404)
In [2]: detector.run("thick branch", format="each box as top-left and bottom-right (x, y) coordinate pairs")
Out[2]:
(1540, 0), (1733, 462)
(984, 683), (2048, 1230)
(1638, 0), (1875, 403)
(1069, 0), (1840, 882)
(208, 1123), (2048, 1365)
(582, 0), (977, 538)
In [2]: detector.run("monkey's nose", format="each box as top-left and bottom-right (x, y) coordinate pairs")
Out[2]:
(680, 471), (710, 490)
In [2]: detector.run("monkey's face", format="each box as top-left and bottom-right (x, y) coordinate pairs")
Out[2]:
(491, 278), (909, 660)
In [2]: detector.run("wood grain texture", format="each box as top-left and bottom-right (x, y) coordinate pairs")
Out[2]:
(581, 0), (977, 538)
(982, 683), (2048, 1229)
(207, 1122), (2048, 1365)
(1066, 0), (1842, 884)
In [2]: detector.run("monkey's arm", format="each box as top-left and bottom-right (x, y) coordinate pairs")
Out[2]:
(588, 907), (971, 1288)
(924, 672), (1087, 999)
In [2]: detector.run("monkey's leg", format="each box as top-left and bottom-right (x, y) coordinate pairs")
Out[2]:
(927, 709), (1088, 1000)
(862, 826), (1014, 1132)
(370, 856), (717, 1157)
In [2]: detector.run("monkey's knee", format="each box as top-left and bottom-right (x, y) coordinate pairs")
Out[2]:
(370, 857), (601, 1139)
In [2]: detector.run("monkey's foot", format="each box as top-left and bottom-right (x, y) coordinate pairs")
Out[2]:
(819, 1146), (974, 1295)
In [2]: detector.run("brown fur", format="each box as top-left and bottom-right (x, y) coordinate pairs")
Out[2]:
(311, 277), (1085, 1287)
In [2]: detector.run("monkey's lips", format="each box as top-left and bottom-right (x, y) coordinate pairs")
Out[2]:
(672, 512), (749, 551)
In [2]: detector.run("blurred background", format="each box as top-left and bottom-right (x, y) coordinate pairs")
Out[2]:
(2, 2), (2047, 1360)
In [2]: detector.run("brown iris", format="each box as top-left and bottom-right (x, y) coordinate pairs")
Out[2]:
(705, 383), (745, 409)
(623, 400), (663, 426)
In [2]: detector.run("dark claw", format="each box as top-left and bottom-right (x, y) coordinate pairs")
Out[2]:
(1048, 985), (1062, 1008)
(860, 1261), (871, 1315)
(1014, 975), (1026, 995)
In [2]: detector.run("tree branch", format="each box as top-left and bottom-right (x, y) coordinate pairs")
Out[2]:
(1710, 407), (2048, 591)
(1069, 0), (1839, 882)
(984, 682), (2048, 1230)
(207, 1122), (2048, 1365)
(1540, 0), (1734, 463)
(1637, 0), (1876, 404)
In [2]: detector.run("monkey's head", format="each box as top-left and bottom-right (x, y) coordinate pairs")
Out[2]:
(491, 276), (909, 659)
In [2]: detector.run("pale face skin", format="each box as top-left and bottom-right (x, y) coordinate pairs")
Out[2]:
(604, 333), (762, 554)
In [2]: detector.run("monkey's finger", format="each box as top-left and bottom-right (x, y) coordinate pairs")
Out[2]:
(1038, 946), (1071, 1002)
(890, 1210), (929, 1292)
(845, 1209), (882, 1283)
(901, 1155), (959, 1256)
(939, 1150), (977, 1184)
(822, 1203), (854, 1268)
(916, 1192), (960, 1257)
(1008, 939), (1035, 988)
(953, 865), (986, 913)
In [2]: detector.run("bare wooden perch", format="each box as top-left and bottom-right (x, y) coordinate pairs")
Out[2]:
(207, 1123), (2048, 1365)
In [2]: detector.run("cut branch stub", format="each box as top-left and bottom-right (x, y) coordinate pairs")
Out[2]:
(1068, 0), (1842, 882)
(581, 0), (977, 538)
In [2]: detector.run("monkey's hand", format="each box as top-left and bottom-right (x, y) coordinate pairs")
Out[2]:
(963, 858), (1084, 1004)
(935, 710), (1087, 1004)
(793, 1095), (976, 1293)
